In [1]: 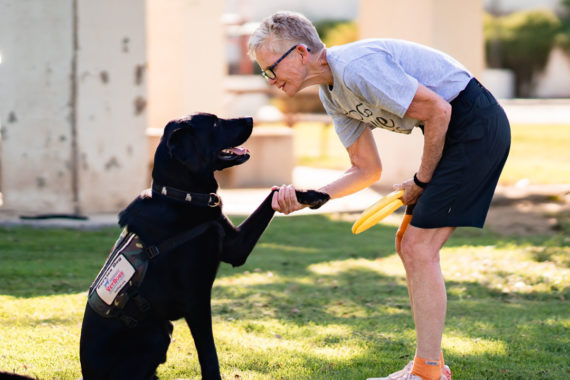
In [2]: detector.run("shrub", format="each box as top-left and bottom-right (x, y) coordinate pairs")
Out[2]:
(485, 10), (562, 97)
(314, 19), (358, 47)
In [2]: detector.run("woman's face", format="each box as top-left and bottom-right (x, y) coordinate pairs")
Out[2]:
(255, 44), (307, 97)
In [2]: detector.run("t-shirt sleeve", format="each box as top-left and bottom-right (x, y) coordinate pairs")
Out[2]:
(344, 52), (419, 118)
(333, 115), (367, 148)
(319, 87), (368, 148)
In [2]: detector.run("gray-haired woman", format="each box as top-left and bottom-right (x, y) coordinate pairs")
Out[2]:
(249, 11), (510, 380)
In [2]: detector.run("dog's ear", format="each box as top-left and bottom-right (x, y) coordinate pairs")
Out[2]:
(166, 127), (207, 172)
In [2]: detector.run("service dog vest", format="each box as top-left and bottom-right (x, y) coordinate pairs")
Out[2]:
(88, 229), (150, 327)
(88, 221), (219, 327)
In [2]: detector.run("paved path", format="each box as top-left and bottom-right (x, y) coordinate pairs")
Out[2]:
(0, 167), (385, 229)
(500, 99), (570, 125)
(2, 168), (569, 229)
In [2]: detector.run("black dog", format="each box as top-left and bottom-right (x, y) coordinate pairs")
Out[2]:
(79, 113), (329, 379)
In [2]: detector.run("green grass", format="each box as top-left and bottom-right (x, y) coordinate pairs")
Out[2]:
(1, 217), (569, 379)
(294, 123), (570, 185)
(500, 124), (570, 185)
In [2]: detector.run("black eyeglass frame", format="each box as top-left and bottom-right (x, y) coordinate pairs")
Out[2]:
(261, 44), (309, 80)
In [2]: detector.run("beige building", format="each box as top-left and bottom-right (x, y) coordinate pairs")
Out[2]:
(360, 0), (484, 77)
(357, 0), (484, 184)
(0, 0), (485, 215)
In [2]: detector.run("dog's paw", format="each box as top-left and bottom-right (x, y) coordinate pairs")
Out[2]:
(295, 190), (330, 209)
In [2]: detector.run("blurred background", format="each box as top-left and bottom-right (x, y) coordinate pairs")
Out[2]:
(0, 0), (569, 216)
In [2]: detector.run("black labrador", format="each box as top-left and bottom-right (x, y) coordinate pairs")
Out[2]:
(79, 113), (329, 380)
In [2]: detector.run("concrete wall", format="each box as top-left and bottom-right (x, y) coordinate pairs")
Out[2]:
(215, 126), (294, 187)
(359, 0), (484, 78)
(533, 47), (570, 98)
(147, 0), (225, 129)
(0, 0), (75, 213)
(0, 0), (148, 214)
(226, 0), (359, 22)
(483, 0), (562, 14)
(76, 0), (148, 212)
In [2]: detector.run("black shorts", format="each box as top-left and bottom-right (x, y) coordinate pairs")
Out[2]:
(411, 78), (511, 229)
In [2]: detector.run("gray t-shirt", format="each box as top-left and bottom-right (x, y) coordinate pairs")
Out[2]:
(319, 39), (472, 148)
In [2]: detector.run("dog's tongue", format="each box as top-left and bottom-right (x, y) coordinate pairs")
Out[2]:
(227, 147), (249, 155)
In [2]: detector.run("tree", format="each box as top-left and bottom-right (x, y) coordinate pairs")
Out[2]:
(485, 10), (562, 97)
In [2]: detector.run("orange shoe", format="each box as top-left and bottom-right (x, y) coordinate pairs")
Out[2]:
(367, 362), (452, 380)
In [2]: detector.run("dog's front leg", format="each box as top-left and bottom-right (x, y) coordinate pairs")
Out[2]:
(219, 191), (276, 266)
(220, 189), (330, 266)
(185, 305), (221, 380)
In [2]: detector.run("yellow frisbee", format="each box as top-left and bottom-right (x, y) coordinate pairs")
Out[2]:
(352, 190), (405, 235)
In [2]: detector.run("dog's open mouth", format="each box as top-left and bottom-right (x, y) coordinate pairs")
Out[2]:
(219, 147), (250, 160)
(216, 146), (251, 170)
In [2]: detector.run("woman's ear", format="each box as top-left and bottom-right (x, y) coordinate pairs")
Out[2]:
(297, 44), (311, 63)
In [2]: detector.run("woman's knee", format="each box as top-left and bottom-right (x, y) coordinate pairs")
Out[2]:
(400, 234), (441, 269)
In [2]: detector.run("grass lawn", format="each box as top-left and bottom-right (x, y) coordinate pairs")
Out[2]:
(1, 216), (568, 379)
(294, 123), (570, 185)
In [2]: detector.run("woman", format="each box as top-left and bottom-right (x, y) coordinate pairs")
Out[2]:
(248, 11), (510, 380)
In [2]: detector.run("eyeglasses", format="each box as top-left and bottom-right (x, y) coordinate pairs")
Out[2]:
(261, 44), (301, 81)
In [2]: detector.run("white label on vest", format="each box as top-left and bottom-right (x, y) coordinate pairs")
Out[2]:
(95, 254), (136, 306)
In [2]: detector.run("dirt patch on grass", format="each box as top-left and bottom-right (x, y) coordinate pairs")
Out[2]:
(486, 184), (570, 236)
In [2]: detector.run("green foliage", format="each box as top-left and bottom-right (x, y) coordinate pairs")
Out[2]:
(314, 19), (358, 47)
(484, 10), (562, 97)
(559, 0), (570, 49)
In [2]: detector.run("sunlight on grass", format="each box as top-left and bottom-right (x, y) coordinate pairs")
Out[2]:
(500, 124), (570, 185)
(308, 256), (406, 278)
(215, 270), (281, 286)
(442, 244), (570, 298)
(257, 242), (320, 254)
(444, 336), (508, 356)
(159, 319), (366, 379)
(0, 293), (85, 379)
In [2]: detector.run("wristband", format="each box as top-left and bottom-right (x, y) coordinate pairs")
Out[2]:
(413, 173), (429, 189)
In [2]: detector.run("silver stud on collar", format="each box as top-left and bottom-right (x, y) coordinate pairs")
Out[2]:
(161, 187), (167, 196)
(185, 193), (192, 202)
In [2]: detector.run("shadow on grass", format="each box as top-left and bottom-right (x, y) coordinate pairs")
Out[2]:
(0, 214), (567, 299)
(209, 264), (568, 379)
(210, 267), (567, 378)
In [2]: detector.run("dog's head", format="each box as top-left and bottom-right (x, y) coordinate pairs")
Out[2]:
(152, 113), (253, 192)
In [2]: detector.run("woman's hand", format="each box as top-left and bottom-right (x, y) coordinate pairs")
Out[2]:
(393, 178), (423, 205)
(271, 185), (306, 215)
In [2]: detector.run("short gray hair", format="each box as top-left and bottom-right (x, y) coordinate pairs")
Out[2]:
(248, 11), (325, 59)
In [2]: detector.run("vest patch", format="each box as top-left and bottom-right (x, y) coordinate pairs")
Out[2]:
(88, 230), (149, 322)
(95, 254), (136, 305)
